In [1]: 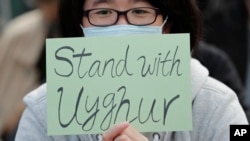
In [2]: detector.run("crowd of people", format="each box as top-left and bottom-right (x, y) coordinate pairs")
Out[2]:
(0, 0), (249, 140)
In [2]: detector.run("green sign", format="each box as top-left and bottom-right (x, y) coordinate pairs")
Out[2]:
(46, 34), (192, 135)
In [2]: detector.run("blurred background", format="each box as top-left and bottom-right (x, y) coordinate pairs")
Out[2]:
(0, 0), (250, 141)
(0, 0), (35, 34)
(0, 0), (59, 141)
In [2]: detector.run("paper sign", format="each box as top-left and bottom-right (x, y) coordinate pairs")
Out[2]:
(46, 34), (192, 135)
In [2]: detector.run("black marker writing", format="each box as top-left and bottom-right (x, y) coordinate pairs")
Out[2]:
(137, 46), (182, 77)
(57, 86), (180, 131)
(54, 45), (133, 78)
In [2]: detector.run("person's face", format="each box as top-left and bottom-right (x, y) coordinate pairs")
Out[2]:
(82, 0), (164, 28)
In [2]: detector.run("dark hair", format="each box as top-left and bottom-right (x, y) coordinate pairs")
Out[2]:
(59, 0), (201, 49)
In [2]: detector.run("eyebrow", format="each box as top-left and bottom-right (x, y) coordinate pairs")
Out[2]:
(93, 0), (106, 3)
(93, 0), (147, 4)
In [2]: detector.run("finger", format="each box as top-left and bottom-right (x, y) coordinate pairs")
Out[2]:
(102, 122), (129, 141)
(121, 125), (148, 141)
(114, 134), (132, 141)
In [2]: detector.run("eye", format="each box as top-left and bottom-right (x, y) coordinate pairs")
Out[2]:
(95, 9), (113, 15)
(131, 7), (155, 15)
(131, 9), (148, 15)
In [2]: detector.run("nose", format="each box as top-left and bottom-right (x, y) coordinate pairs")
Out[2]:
(116, 15), (129, 25)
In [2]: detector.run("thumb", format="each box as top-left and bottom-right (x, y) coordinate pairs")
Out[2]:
(102, 122), (129, 141)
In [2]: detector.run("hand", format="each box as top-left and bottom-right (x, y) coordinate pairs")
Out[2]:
(102, 122), (148, 141)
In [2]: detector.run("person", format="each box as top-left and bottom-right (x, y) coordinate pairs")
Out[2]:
(15, 0), (248, 141)
(196, 0), (248, 85)
(193, 41), (250, 122)
(0, 0), (59, 140)
(244, 0), (250, 121)
(196, 0), (250, 122)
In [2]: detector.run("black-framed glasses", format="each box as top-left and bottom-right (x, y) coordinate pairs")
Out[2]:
(82, 7), (161, 27)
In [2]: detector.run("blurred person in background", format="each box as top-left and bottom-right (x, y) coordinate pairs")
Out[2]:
(196, 0), (250, 121)
(0, 0), (33, 32)
(197, 0), (248, 85)
(193, 41), (246, 110)
(0, 0), (59, 140)
(244, 0), (250, 120)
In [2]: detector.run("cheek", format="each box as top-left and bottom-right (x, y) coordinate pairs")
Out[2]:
(82, 17), (93, 27)
(152, 15), (164, 26)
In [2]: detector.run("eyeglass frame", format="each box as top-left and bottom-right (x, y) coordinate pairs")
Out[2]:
(82, 7), (161, 27)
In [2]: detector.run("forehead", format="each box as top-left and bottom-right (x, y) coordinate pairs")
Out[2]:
(86, 0), (148, 4)
(84, 0), (151, 9)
